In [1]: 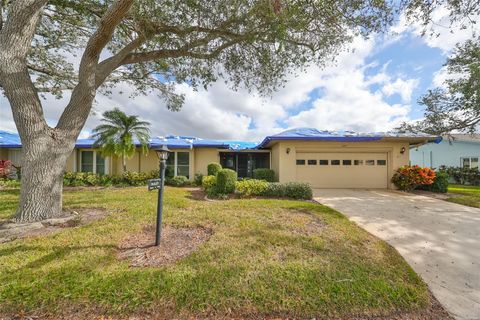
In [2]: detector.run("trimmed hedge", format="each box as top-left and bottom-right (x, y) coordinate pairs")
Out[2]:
(216, 169), (237, 194)
(207, 163), (222, 176)
(284, 182), (313, 199)
(235, 179), (269, 197)
(253, 168), (275, 182)
(63, 171), (191, 187)
(234, 179), (313, 200)
(166, 175), (189, 187)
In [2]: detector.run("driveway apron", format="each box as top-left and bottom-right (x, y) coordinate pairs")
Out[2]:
(314, 189), (480, 320)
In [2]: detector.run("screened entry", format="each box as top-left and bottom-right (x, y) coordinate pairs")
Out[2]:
(219, 152), (270, 178)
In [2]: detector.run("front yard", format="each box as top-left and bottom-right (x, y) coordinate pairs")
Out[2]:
(0, 187), (441, 318)
(446, 184), (480, 208)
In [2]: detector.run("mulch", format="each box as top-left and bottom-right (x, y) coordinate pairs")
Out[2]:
(117, 224), (212, 267)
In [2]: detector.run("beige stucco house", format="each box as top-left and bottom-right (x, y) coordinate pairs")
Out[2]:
(0, 128), (440, 189)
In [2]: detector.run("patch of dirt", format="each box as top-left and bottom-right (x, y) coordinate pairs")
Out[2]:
(117, 225), (212, 267)
(187, 187), (207, 201)
(0, 208), (109, 243)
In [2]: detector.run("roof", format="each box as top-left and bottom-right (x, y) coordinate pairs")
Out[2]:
(0, 130), (22, 148)
(447, 134), (480, 143)
(256, 127), (442, 148)
(0, 131), (256, 150)
(0, 127), (442, 151)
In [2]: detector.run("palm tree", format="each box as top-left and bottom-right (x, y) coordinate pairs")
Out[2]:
(92, 108), (151, 172)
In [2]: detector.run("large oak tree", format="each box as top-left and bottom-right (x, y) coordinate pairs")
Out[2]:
(0, 0), (478, 222)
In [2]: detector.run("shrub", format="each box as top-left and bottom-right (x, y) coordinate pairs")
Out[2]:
(235, 179), (269, 197)
(207, 162), (222, 176)
(202, 175), (217, 191)
(63, 170), (159, 187)
(216, 169), (237, 194)
(261, 182), (287, 198)
(284, 182), (313, 199)
(391, 165), (436, 191)
(166, 175), (189, 187)
(253, 168), (275, 182)
(442, 166), (480, 185)
(0, 160), (12, 179)
(417, 171), (449, 193)
(194, 173), (204, 186)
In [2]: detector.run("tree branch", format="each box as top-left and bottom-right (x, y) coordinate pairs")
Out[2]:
(0, 0), (49, 139)
(57, 0), (133, 133)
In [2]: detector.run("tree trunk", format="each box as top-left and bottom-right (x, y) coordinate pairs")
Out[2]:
(13, 132), (74, 222)
(122, 154), (127, 172)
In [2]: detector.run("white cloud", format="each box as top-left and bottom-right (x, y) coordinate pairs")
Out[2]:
(392, 7), (479, 54)
(1, 34), (420, 141)
(381, 78), (419, 102)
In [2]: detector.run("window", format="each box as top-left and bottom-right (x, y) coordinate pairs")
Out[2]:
(319, 160), (328, 165)
(342, 160), (352, 165)
(81, 151), (94, 172)
(366, 160), (375, 166)
(308, 160), (317, 165)
(80, 150), (108, 174)
(461, 157), (479, 169)
(354, 160), (363, 165)
(296, 159), (306, 165)
(177, 152), (190, 178)
(377, 160), (387, 166)
(166, 152), (190, 178)
(331, 160), (340, 165)
(96, 154), (106, 174)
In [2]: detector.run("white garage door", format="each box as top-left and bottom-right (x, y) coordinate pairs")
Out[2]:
(296, 152), (388, 188)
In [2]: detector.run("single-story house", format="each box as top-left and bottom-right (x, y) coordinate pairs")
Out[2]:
(410, 134), (480, 169)
(0, 128), (440, 189)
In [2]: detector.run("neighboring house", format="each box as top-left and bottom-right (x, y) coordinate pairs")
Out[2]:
(410, 134), (480, 169)
(0, 128), (439, 189)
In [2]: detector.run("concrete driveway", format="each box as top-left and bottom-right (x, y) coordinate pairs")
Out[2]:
(314, 189), (480, 320)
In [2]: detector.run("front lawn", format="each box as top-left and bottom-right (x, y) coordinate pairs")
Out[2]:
(446, 184), (480, 208)
(0, 187), (433, 318)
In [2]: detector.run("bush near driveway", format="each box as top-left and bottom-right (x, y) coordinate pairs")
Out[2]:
(0, 187), (432, 318)
(391, 165), (436, 191)
(235, 179), (313, 200)
(416, 171), (449, 193)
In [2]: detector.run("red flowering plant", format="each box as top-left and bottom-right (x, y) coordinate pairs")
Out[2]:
(0, 160), (12, 179)
(391, 165), (436, 191)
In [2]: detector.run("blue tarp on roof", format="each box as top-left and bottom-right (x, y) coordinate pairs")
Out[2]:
(0, 130), (21, 148)
(0, 128), (442, 150)
(256, 127), (442, 148)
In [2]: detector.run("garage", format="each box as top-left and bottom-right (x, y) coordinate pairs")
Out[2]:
(295, 152), (388, 188)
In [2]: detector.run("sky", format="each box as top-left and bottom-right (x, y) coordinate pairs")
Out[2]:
(0, 7), (478, 143)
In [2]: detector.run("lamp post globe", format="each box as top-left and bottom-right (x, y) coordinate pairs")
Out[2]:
(152, 145), (170, 246)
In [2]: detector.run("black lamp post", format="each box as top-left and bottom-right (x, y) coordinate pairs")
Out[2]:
(153, 145), (170, 246)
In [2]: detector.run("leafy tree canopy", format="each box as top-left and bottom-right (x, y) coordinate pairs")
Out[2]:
(1, 0), (478, 113)
(399, 37), (480, 135)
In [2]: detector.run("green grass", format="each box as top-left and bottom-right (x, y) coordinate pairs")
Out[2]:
(446, 184), (480, 208)
(0, 187), (430, 318)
